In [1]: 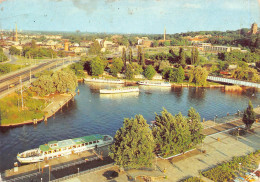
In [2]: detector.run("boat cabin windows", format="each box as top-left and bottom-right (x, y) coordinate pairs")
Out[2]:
(89, 142), (92, 145)
(50, 143), (58, 148)
(85, 143), (88, 146)
(93, 141), (97, 144)
(48, 151), (51, 154)
(81, 144), (84, 147)
(97, 140), (100, 143)
(44, 152), (47, 155)
(73, 145), (76, 148)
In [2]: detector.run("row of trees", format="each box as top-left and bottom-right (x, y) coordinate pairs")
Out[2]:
(31, 69), (78, 96)
(218, 50), (260, 63)
(110, 108), (205, 169)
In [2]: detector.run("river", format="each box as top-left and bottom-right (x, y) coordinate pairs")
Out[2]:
(0, 82), (259, 172)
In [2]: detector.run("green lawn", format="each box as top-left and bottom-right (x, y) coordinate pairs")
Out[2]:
(0, 91), (46, 125)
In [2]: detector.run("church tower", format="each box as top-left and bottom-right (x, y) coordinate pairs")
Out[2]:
(251, 23), (257, 35)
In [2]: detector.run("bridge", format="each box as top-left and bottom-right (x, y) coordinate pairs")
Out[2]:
(207, 76), (260, 89)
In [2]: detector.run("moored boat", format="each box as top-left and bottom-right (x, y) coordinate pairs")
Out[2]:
(138, 81), (171, 87)
(84, 78), (124, 84)
(17, 134), (113, 164)
(100, 86), (139, 94)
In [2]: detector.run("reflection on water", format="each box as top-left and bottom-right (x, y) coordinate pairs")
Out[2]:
(0, 82), (260, 172)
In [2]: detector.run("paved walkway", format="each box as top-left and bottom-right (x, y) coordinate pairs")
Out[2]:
(62, 121), (260, 182)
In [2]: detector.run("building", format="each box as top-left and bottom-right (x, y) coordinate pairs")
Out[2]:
(251, 23), (258, 35)
(200, 44), (242, 52)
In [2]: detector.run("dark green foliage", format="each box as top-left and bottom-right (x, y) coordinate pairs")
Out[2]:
(218, 50), (260, 63)
(144, 65), (156, 80)
(110, 115), (155, 169)
(125, 64), (134, 80)
(191, 47), (199, 65)
(22, 46), (57, 59)
(122, 48), (126, 68)
(187, 108), (205, 146)
(90, 56), (105, 76)
(137, 46), (142, 65)
(179, 48), (186, 66)
(88, 40), (101, 55)
(153, 108), (204, 157)
(189, 66), (208, 86)
(70, 62), (85, 77)
(128, 48), (133, 63)
(169, 66), (185, 83)
(242, 100), (256, 129)
(110, 58), (124, 77)
(31, 69), (78, 95)
(9, 46), (21, 55)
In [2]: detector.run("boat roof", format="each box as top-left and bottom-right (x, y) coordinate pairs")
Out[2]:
(39, 134), (104, 152)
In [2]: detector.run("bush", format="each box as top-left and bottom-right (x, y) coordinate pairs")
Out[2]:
(183, 177), (204, 182)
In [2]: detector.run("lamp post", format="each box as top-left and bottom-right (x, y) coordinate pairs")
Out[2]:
(77, 168), (79, 176)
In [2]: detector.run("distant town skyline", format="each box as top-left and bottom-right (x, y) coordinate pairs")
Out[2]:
(0, 0), (259, 34)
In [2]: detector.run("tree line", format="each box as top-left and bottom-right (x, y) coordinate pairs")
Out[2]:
(110, 108), (205, 169)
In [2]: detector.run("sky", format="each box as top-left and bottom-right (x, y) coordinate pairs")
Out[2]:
(0, 0), (259, 34)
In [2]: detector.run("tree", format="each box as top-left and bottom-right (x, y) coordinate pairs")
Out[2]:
(31, 74), (55, 96)
(111, 58), (124, 77)
(52, 69), (78, 93)
(31, 40), (37, 49)
(9, 46), (20, 55)
(88, 40), (101, 55)
(137, 46), (142, 65)
(179, 48), (186, 66)
(169, 66), (185, 83)
(125, 64), (134, 80)
(0, 52), (8, 62)
(141, 52), (145, 67)
(90, 56), (105, 76)
(242, 100), (256, 129)
(194, 48), (199, 64)
(128, 48), (133, 63)
(110, 115), (155, 169)
(187, 108), (205, 146)
(131, 62), (143, 75)
(144, 65), (156, 80)
(189, 66), (208, 86)
(152, 109), (192, 157)
(122, 48), (126, 69)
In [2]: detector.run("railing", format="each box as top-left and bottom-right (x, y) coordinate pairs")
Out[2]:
(51, 163), (115, 182)
(207, 76), (260, 88)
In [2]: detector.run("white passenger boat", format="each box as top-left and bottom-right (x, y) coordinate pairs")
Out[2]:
(100, 86), (139, 94)
(84, 78), (124, 84)
(138, 81), (171, 87)
(17, 134), (113, 164)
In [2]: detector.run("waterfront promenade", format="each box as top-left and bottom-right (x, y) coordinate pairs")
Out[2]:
(62, 122), (260, 182)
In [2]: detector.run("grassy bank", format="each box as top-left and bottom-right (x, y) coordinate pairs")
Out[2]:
(0, 90), (46, 126)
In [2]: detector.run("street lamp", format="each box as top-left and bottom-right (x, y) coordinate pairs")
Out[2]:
(77, 168), (79, 176)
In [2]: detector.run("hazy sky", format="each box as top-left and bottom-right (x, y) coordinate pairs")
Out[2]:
(0, 0), (259, 34)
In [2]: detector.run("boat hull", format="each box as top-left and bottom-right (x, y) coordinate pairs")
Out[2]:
(138, 82), (171, 87)
(84, 78), (124, 84)
(100, 88), (139, 94)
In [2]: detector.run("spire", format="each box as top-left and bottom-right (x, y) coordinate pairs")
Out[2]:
(164, 27), (166, 41)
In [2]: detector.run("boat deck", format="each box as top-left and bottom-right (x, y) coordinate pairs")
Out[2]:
(4, 145), (111, 179)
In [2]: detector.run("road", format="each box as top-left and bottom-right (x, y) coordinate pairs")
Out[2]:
(0, 58), (79, 97)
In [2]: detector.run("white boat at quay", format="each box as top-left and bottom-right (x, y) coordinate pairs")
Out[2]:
(100, 86), (139, 94)
(17, 134), (113, 164)
(84, 78), (124, 84)
(138, 81), (172, 87)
